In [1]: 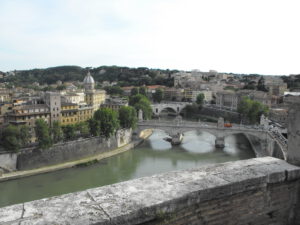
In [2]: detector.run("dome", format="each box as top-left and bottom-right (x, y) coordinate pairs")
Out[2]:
(83, 72), (95, 84)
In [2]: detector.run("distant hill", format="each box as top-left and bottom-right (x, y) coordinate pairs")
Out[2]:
(0, 65), (177, 87)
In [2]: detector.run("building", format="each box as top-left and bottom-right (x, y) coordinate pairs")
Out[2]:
(264, 77), (288, 96)
(60, 103), (79, 126)
(62, 92), (85, 104)
(216, 90), (272, 111)
(101, 98), (128, 111)
(191, 90), (213, 102)
(269, 108), (288, 127)
(0, 91), (10, 102)
(216, 91), (238, 110)
(84, 72), (106, 111)
(164, 87), (185, 101)
(121, 86), (135, 96)
(44, 92), (61, 126)
(6, 104), (51, 142)
(283, 92), (300, 107)
(77, 104), (93, 123)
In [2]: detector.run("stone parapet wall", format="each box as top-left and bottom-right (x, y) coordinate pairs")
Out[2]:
(1, 157), (300, 225)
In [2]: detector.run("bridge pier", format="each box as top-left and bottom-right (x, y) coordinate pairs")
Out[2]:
(215, 136), (225, 148)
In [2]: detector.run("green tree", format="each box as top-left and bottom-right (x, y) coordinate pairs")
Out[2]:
(35, 119), (52, 149)
(139, 86), (147, 96)
(237, 96), (252, 115)
(131, 87), (139, 96)
(51, 121), (63, 143)
(62, 125), (76, 140)
(56, 84), (66, 91)
(238, 97), (269, 124)
(196, 93), (205, 106)
(1, 125), (21, 152)
(134, 98), (152, 120)
(119, 106), (137, 129)
(76, 122), (90, 137)
(88, 118), (101, 136)
(129, 94), (152, 120)
(104, 86), (124, 95)
(19, 125), (31, 147)
(94, 108), (119, 138)
(152, 88), (164, 103)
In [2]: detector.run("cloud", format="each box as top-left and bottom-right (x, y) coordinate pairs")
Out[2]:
(0, 0), (299, 75)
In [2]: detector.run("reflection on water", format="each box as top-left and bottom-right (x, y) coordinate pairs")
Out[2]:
(0, 129), (255, 207)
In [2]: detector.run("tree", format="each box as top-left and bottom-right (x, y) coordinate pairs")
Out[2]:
(56, 84), (66, 91)
(131, 87), (139, 96)
(88, 118), (100, 136)
(139, 86), (147, 96)
(94, 108), (119, 138)
(237, 97), (269, 124)
(119, 106), (137, 129)
(76, 122), (90, 137)
(257, 77), (268, 92)
(134, 98), (152, 120)
(104, 86), (124, 95)
(35, 119), (52, 149)
(51, 121), (63, 143)
(129, 94), (152, 120)
(237, 96), (252, 116)
(152, 88), (164, 103)
(196, 93), (205, 106)
(1, 125), (21, 152)
(19, 125), (31, 147)
(62, 125), (76, 140)
(129, 94), (144, 106)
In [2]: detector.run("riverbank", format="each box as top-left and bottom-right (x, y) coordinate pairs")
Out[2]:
(0, 130), (153, 183)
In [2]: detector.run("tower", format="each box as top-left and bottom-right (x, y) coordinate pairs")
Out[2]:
(83, 71), (95, 93)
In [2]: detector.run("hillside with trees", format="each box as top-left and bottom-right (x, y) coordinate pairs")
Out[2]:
(1, 65), (176, 87)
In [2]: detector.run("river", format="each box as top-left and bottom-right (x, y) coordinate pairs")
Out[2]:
(0, 129), (255, 208)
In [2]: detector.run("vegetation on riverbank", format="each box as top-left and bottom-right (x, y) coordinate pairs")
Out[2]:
(0, 106), (138, 152)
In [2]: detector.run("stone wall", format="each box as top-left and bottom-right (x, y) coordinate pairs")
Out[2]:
(0, 152), (17, 172)
(288, 104), (300, 166)
(1, 157), (300, 225)
(17, 129), (132, 170)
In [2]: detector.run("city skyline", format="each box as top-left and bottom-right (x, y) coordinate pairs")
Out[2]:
(1, 0), (300, 75)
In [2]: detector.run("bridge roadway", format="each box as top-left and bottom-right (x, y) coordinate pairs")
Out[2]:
(137, 120), (288, 160)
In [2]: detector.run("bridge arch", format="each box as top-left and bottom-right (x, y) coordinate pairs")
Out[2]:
(151, 102), (192, 116)
(136, 120), (287, 161)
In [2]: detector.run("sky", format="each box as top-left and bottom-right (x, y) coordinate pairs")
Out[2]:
(0, 0), (300, 75)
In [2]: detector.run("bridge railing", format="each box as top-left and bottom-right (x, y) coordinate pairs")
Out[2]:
(137, 120), (267, 132)
(267, 131), (288, 152)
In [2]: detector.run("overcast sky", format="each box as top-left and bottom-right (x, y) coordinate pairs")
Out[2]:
(0, 0), (299, 75)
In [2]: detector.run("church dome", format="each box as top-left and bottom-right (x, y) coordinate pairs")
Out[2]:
(83, 72), (95, 84)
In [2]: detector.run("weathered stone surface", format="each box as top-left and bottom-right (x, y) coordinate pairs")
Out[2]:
(0, 157), (300, 225)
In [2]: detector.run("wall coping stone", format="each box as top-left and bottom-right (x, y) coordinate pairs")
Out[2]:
(0, 157), (299, 225)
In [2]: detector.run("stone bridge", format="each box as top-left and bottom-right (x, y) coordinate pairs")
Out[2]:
(136, 120), (288, 160)
(151, 102), (192, 116)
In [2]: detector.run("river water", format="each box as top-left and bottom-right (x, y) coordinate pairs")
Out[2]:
(0, 129), (255, 208)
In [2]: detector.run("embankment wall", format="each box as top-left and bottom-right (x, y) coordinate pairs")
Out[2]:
(0, 153), (17, 172)
(0, 129), (132, 171)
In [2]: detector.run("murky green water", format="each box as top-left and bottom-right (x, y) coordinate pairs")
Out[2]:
(0, 130), (255, 207)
